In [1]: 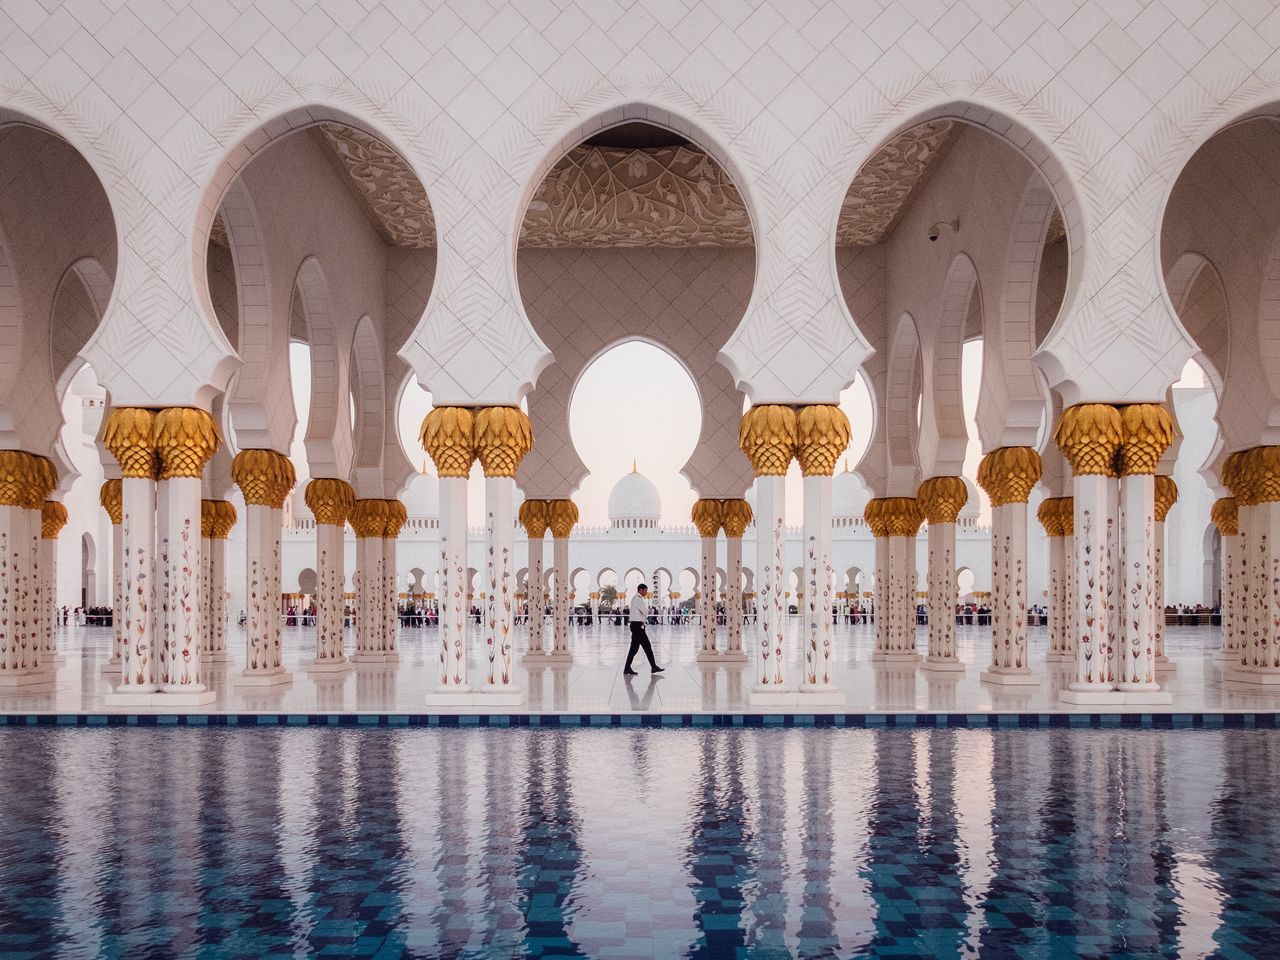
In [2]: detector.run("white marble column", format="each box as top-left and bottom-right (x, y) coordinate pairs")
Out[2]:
(382, 501), (405, 662)
(481, 476), (521, 696)
(38, 501), (66, 665)
(100, 479), (124, 671)
(1154, 476), (1177, 674)
(1039, 498), (1072, 662)
(738, 405), (797, 703)
(519, 501), (547, 659)
(721, 499), (751, 663)
(692, 498), (722, 663)
(303, 479), (353, 671)
(796, 405), (848, 700)
(351, 499), (387, 664)
(800, 475), (838, 695)
(918, 477), (967, 671)
(871, 523), (890, 655)
(1236, 458), (1280, 684)
(232, 449), (294, 686)
(544, 498), (577, 663)
(751, 475), (788, 693)
(200, 500), (234, 663)
(978, 448), (1040, 686)
(1211, 498), (1240, 662)
(473, 406), (532, 699)
(1111, 405), (1173, 701)
(436, 477), (470, 693)
(1056, 405), (1123, 704)
(1117, 473), (1160, 692)
(867, 498), (922, 661)
(156, 474), (210, 698)
(0, 451), (43, 685)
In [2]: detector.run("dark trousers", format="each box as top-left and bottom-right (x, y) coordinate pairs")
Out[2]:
(625, 622), (658, 671)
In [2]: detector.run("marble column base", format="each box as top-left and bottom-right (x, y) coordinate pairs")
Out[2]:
(980, 668), (1039, 686)
(797, 684), (845, 705)
(100, 658), (122, 674)
(695, 650), (720, 663)
(922, 656), (965, 673)
(236, 669), (293, 687)
(1059, 687), (1173, 705)
(0, 669), (54, 688)
(719, 650), (749, 663)
(543, 651), (573, 663)
(350, 653), (389, 664)
(521, 650), (548, 664)
(871, 651), (919, 663)
(302, 657), (350, 673)
(107, 688), (217, 706)
(202, 652), (230, 663)
(1043, 652), (1075, 663)
(1155, 656), (1177, 674)
(746, 686), (799, 707)
(1227, 667), (1280, 686)
(1215, 648), (1239, 662)
(478, 686), (524, 705)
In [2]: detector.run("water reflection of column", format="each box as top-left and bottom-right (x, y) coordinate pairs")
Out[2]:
(740, 406), (796, 699)
(519, 501), (548, 658)
(1211, 498), (1240, 661)
(954, 729), (995, 951)
(547, 500), (578, 663)
(686, 732), (751, 958)
(100, 479), (124, 670)
(52, 730), (111, 955)
(749, 729), (789, 948)
(798, 732), (837, 954)
(918, 477), (967, 670)
(515, 733), (589, 957)
(692, 500), (722, 662)
(1207, 730), (1271, 955)
(860, 730), (924, 952)
(721, 500), (752, 662)
(920, 730), (968, 956)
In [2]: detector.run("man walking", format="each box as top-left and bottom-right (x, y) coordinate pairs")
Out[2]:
(624, 583), (664, 676)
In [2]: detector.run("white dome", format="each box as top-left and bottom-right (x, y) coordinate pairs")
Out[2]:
(403, 471), (439, 518)
(832, 467), (871, 518)
(608, 465), (661, 522)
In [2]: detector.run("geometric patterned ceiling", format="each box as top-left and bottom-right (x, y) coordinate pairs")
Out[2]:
(209, 121), (1063, 250)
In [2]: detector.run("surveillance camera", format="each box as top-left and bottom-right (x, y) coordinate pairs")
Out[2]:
(928, 220), (958, 242)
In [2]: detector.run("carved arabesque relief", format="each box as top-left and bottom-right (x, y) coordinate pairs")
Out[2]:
(521, 145), (754, 247)
(835, 120), (955, 246)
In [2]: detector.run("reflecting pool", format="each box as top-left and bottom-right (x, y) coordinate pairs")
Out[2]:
(0, 728), (1276, 958)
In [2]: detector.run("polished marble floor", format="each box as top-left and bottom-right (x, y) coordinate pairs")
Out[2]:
(6, 620), (1278, 715)
(0, 725), (1276, 958)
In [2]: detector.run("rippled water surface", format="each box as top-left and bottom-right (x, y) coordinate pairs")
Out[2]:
(0, 728), (1276, 959)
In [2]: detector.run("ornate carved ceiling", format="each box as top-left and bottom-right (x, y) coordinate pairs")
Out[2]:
(835, 120), (955, 246)
(521, 144), (753, 247)
(208, 121), (1063, 250)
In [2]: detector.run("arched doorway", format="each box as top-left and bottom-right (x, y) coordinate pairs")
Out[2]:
(80, 532), (96, 608)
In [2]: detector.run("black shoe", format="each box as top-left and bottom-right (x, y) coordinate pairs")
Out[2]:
(624, 669), (638, 676)
(651, 666), (665, 674)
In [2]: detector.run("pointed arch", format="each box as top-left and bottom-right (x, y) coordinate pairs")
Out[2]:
(349, 315), (385, 494)
(920, 254), (978, 478)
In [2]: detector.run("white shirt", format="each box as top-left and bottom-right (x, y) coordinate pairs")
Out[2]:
(630, 592), (649, 622)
